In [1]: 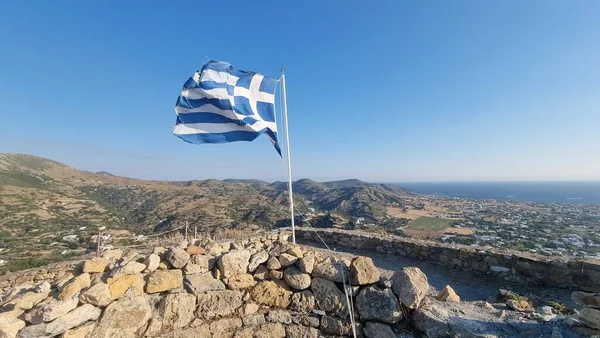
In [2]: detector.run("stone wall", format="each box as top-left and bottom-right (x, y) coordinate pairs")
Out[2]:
(0, 231), (430, 338)
(297, 228), (600, 293)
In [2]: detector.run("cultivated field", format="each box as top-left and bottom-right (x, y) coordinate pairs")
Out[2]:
(407, 216), (456, 231)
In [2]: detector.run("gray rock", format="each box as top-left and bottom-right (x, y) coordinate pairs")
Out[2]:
(243, 314), (266, 327)
(248, 251), (269, 272)
(195, 290), (242, 319)
(284, 266), (311, 290)
(184, 272), (225, 295)
(310, 277), (348, 317)
(356, 286), (402, 323)
(538, 306), (554, 315)
(253, 265), (269, 280)
(217, 249), (251, 278)
(17, 304), (101, 338)
(412, 305), (451, 338)
(266, 310), (292, 324)
(312, 259), (346, 283)
(391, 267), (429, 309)
(165, 247), (190, 269)
(290, 290), (316, 313)
(285, 324), (319, 338)
(320, 315), (351, 336)
(160, 293), (196, 330)
(572, 291), (600, 308)
(89, 294), (151, 338)
(189, 254), (215, 273)
(24, 298), (79, 324)
(580, 307), (600, 330)
(363, 322), (396, 338)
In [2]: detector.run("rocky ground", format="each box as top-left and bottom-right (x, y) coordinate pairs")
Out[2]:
(299, 240), (577, 306)
(300, 241), (599, 337)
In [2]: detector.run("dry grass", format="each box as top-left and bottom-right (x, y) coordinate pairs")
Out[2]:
(444, 227), (474, 235)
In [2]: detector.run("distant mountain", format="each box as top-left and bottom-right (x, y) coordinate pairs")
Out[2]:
(0, 153), (413, 273)
(96, 171), (115, 176)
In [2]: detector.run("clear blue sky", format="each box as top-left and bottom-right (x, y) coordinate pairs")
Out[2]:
(1, 1), (599, 182)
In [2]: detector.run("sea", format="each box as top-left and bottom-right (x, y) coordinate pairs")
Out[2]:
(393, 181), (600, 205)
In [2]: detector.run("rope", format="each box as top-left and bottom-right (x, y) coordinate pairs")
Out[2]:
(295, 210), (358, 338)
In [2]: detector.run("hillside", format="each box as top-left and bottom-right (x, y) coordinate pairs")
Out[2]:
(0, 153), (413, 273)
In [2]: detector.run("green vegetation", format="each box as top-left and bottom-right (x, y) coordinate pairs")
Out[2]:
(407, 217), (456, 231)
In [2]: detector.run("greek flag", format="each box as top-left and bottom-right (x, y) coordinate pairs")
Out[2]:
(173, 60), (281, 155)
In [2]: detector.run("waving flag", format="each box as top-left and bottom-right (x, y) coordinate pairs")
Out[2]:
(173, 60), (281, 155)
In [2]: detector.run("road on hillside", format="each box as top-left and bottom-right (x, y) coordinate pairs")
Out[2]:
(298, 240), (577, 307)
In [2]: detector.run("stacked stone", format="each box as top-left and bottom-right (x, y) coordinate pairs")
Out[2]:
(571, 291), (600, 336)
(0, 231), (433, 338)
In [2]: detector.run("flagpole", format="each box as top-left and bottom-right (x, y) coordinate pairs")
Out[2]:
(280, 68), (295, 244)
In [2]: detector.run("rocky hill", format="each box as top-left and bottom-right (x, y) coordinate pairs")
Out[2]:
(0, 153), (413, 273)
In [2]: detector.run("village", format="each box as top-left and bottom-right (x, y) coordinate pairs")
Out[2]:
(388, 195), (600, 259)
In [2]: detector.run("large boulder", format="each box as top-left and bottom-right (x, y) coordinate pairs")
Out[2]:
(250, 281), (292, 308)
(283, 266), (311, 290)
(160, 293), (196, 330)
(58, 273), (91, 300)
(196, 290), (243, 319)
(436, 285), (460, 303)
(350, 256), (380, 285)
(218, 249), (251, 278)
(17, 304), (101, 338)
(310, 277), (348, 317)
(391, 267), (429, 309)
(580, 307), (600, 330)
(6, 289), (51, 311)
(290, 290), (316, 313)
(89, 294), (152, 338)
(24, 298), (79, 324)
(184, 272), (225, 295)
(412, 304), (451, 338)
(248, 251), (269, 272)
(572, 292), (600, 307)
(145, 270), (183, 293)
(165, 247), (190, 269)
(107, 273), (144, 300)
(363, 322), (396, 338)
(356, 286), (402, 323)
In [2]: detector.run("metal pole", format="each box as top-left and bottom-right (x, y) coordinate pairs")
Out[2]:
(96, 230), (101, 258)
(185, 221), (188, 241)
(194, 225), (197, 239)
(280, 68), (295, 243)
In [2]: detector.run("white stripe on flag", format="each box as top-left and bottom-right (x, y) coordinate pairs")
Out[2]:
(174, 121), (277, 135)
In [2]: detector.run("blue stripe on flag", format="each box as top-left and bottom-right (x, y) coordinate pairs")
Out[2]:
(176, 112), (260, 126)
(175, 130), (264, 144)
